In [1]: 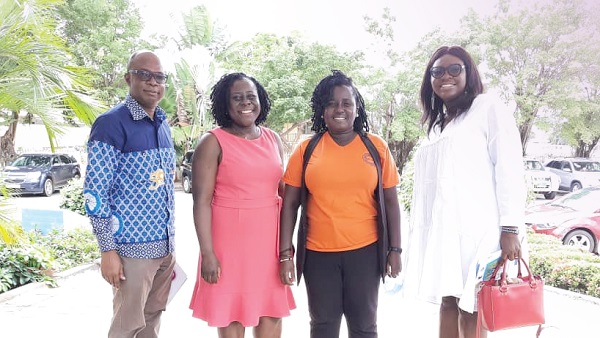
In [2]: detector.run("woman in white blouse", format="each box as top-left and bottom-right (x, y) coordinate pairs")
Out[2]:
(403, 46), (527, 338)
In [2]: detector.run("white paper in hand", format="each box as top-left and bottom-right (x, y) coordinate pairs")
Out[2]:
(167, 263), (187, 304)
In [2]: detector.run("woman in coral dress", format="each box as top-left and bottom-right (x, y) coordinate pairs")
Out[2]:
(189, 73), (295, 337)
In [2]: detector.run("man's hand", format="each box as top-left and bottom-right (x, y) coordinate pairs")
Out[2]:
(101, 250), (126, 289)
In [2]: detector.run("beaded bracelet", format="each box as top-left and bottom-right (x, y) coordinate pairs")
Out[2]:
(279, 257), (293, 263)
(500, 226), (519, 235)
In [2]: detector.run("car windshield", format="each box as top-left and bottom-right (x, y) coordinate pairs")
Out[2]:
(10, 155), (51, 167)
(551, 187), (600, 213)
(572, 161), (600, 172)
(524, 160), (544, 171)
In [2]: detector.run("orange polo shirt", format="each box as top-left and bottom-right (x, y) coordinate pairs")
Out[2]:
(283, 132), (399, 252)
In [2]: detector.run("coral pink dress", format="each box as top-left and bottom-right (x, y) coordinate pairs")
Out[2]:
(189, 127), (296, 327)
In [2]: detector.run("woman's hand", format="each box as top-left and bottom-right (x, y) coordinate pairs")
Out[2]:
(279, 260), (296, 285)
(200, 252), (221, 284)
(386, 252), (402, 278)
(500, 231), (521, 263)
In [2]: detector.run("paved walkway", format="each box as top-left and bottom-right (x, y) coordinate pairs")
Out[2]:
(1, 261), (598, 337)
(2, 192), (598, 337)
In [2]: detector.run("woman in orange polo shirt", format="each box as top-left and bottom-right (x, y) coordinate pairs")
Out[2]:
(279, 70), (402, 338)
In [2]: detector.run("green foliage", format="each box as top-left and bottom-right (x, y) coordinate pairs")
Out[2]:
(470, 0), (596, 152)
(398, 154), (415, 215)
(57, 0), (152, 105)
(30, 228), (100, 272)
(528, 229), (600, 298)
(59, 178), (86, 216)
(0, 242), (55, 293)
(218, 32), (365, 132)
(0, 186), (25, 245)
(0, 228), (99, 294)
(0, 0), (104, 163)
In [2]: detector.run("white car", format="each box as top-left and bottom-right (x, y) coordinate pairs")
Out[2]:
(545, 158), (600, 192)
(524, 159), (560, 199)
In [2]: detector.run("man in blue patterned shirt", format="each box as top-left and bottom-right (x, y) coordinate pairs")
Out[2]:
(84, 50), (176, 338)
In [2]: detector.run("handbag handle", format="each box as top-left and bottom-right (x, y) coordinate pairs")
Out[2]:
(477, 257), (543, 338)
(486, 257), (538, 289)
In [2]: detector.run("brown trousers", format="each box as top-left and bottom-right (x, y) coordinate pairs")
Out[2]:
(108, 254), (175, 338)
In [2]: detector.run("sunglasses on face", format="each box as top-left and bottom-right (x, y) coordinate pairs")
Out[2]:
(429, 64), (466, 79)
(128, 69), (168, 84)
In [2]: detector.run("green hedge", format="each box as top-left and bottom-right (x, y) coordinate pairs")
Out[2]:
(528, 229), (600, 298)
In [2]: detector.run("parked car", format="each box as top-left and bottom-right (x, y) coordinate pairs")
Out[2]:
(525, 186), (600, 253)
(545, 157), (600, 192)
(524, 158), (560, 199)
(1, 153), (81, 196)
(180, 151), (193, 193)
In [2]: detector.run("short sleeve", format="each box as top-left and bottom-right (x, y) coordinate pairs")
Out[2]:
(283, 140), (307, 188)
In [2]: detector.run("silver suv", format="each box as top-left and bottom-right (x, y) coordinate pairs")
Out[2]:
(545, 158), (600, 192)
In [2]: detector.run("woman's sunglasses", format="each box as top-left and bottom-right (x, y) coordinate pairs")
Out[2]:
(430, 64), (466, 79)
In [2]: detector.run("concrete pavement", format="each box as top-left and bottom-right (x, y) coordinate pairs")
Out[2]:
(1, 191), (599, 337)
(1, 262), (599, 337)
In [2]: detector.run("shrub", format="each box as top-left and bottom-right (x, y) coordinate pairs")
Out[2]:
(528, 229), (600, 298)
(0, 242), (55, 293)
(0, 228), (99, 294)
(30, 228), (100, 272)
(59, 178), (86, 216)
(398, 156), (414, 215)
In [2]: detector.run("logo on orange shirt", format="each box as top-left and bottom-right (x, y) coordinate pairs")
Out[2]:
(362, 153), (375, 166)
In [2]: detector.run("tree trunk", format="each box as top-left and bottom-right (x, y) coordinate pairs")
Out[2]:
(389, 139), (417, 176)
(518, 121), (532, 156)
(0, 111), (19, 166)
(176, 90), (190, 127)
(575, 137), (600, 158)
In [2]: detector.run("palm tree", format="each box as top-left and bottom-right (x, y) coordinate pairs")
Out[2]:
(0, 0), (104, 243)
(160, 5), (227, 156)
(0, 0), (104, 165)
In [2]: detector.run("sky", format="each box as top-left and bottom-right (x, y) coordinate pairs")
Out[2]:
(134, 0), (500, 56)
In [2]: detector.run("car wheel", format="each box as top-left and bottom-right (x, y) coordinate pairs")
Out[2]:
(182, 176), (192, 193)
(544, 191), (556, 200)
(570, 182), (582, 192)
(43, 178), (54, 197)
(563, 230), (595, 253)
(73, 172), (81, 180)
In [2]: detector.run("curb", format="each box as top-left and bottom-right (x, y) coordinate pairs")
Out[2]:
(0, 260), (99, 304)
(545, 285), (600, 306)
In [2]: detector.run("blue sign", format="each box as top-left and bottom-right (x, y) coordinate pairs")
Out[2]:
(21, 208), (64, 234)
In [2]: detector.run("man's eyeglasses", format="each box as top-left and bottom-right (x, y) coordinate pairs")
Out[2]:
(430, 64), (466, 79)
(128, 70), (168, 84)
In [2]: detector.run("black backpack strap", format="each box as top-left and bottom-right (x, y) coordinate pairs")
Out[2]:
(359, 132), (389, 280)
(295, 131), (324, 284)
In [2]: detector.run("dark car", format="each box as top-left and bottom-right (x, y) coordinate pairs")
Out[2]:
(180, 151), (193, 193)
(2, 153), (81, 196)
(525, 186), (600, 253)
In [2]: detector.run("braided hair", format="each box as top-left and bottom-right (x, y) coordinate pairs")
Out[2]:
(209, 72), (271, 127)
(310, 70), (369, 133)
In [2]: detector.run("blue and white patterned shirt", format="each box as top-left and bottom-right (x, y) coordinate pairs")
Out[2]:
(84, 95), (176, 259)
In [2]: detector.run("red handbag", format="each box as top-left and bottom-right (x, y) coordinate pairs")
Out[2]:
(476, 258), (545, 337)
